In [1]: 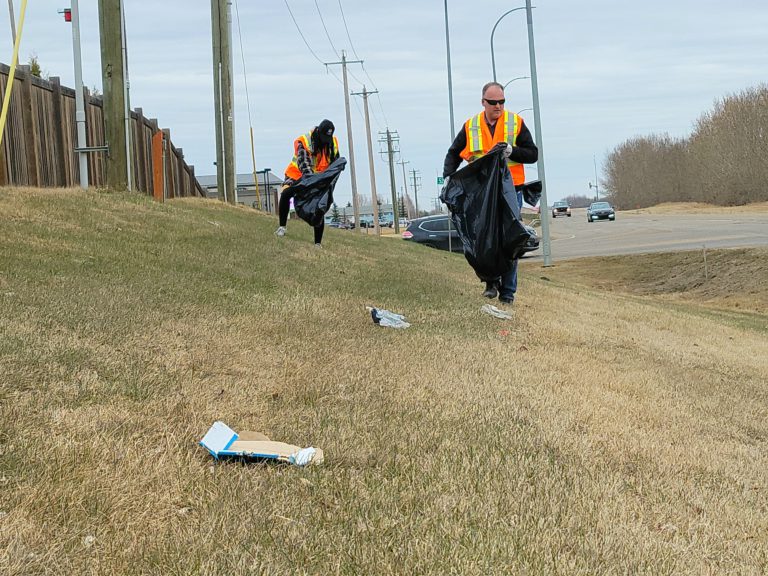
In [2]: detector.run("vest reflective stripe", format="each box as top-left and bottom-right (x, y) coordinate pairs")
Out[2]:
(459, 110), (525, 185)
(284, 133), (339, 180)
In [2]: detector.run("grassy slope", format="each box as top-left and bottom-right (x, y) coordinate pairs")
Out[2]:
(1, 188), (766, 575)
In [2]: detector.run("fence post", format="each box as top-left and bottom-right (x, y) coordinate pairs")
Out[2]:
(162, 128), (175, 198)
(49, 77), (68, 187)
(0, 72), (7, 185)
(134, 107), (148, 193)
(18, 66), (40, 187)
(176, 147), (185, 196)
(151, 129), (164, 201)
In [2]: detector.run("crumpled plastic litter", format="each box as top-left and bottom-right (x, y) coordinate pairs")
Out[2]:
(367, 306), (410, 329)
(289, 447), (317, 467)
(481, 303), (512, 320)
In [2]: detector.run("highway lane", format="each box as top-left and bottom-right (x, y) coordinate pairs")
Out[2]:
(525, 208), (768, 261)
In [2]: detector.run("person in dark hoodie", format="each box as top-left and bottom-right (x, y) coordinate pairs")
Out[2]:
(275, 120), (340, 247)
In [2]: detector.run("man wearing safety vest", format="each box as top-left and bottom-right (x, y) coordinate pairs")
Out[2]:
(443, 82), (539, 305)
(276, 119), (340, 247)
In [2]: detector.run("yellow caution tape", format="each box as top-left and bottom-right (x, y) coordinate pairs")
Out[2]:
(0, 0), (29, 148)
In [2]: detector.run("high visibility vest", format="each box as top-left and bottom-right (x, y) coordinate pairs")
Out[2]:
(284, 132), (340, 181)
(459, 110), (525, 185)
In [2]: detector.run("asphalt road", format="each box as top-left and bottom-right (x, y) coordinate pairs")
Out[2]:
(525, 208), (768, 261)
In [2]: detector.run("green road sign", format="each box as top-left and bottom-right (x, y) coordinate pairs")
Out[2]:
(437, 177), (445, 185)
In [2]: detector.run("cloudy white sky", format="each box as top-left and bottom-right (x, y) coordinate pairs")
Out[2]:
(3, 1), (767, 206)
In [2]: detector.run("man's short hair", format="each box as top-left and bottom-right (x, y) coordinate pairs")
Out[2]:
(482, 82), (504, 96)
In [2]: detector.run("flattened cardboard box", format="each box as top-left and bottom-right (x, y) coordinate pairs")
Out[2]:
(200, 421), (324, 466)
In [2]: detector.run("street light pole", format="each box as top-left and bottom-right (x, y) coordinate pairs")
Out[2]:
(589, 155), (600, 200)
(443, 0), (455, 139)
(525, 0), (551, 266)
(490, 6), (530, 82)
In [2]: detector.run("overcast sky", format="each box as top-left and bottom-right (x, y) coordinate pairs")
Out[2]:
(3, 1), (767, 207)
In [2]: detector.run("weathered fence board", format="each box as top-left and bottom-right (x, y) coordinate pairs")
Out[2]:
(0, 63), (203, 198)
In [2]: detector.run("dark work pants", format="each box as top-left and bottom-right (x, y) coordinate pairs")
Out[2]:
(278, 186), (324, 244)
(496, 189), (523, 301)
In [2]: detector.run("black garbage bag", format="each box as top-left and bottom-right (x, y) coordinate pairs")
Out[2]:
(290, 157), (347, 227)
(440, 146), (530, 281)
(521, 179), (542, 207)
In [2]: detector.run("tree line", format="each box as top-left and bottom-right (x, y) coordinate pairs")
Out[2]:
(603, 84), (768, 208)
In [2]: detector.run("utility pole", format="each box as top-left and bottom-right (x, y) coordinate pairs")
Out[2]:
(7, 0), (16, 45)
(120, 0), (131, 190)
(326, 51), (363, 232)
(396, 159), (409, 218)
(379, 129), (401, 234)
(211, 0), (235, 204)
(410, 168), (421, 217)
(68, 0), (88, 188)
(98, 0), (128, 189)
(351, 85), (380, 235)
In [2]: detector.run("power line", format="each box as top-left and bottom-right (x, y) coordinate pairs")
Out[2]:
(337, 0), (361, 61)
(284, 0), (344, 87)
(336, 0), (389, 127)
(233, 0), (252, 126)
(283, 0), (324, 66)
(314, 0), (341, 59)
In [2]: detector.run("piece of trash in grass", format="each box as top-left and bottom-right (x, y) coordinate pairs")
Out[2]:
(366, 306), (410, 329)
(481, 304), (512, 320)
(199, 421), (324, 466)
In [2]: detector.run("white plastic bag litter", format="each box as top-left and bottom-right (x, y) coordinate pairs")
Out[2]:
(366, 306), (411, 329)
(481, 303), (512, 320)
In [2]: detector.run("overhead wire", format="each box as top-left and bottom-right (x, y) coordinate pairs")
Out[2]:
(336, 0), (389, 127)
(314, 0), (341, 59)
(234, 0), (265, 208)
(233, 0), (253, 127)
(283, 0), (344, 86)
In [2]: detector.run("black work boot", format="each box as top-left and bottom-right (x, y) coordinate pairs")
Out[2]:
(482, 282), (498, 299)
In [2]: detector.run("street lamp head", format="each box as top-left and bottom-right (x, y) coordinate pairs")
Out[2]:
(503, 75), (530, 89)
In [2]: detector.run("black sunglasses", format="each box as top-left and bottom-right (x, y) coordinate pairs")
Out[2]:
(483, 98), (506, 106)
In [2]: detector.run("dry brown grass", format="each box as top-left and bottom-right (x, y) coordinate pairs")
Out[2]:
(627, 201), (768, 215)
(1, 188), (766, 575)
(539, 248), (768, 316)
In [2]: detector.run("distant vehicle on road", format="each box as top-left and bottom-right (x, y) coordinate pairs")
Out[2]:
(552, 200), (571, 218)
(587, 201), (616, 222)
(402, 215), (539, 254)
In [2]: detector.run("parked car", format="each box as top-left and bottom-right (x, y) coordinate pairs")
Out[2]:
(402, 215), (461, 252)
(402, 215), (539, 255)
(551, 200), (571, 218)
(587, 201), (616, 222)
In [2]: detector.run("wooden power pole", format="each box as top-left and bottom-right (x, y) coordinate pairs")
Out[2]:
(211, 0), (235, 203)
(98, 0), (128, 189)
(351, 85), (380, 235)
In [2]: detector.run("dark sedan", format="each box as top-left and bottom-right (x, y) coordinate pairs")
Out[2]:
(587, 201), (616, 222)
(402, 214), (539, 254)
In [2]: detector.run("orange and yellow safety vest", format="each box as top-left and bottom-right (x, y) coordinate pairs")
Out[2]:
(459, 110), (525, 185)
(284, 132), (340, 181)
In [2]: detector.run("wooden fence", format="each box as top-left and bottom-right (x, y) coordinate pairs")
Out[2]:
(0, 63), (205, 198)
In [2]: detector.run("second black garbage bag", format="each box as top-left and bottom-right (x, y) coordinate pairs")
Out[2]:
(440, 145), (531, 281)
(291, 157), (347, 227)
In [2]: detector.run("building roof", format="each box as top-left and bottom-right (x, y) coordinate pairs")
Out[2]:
(197, 172), (284, 188)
